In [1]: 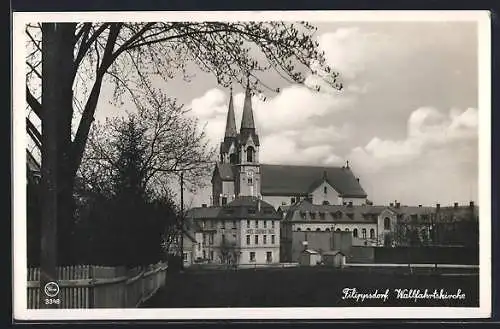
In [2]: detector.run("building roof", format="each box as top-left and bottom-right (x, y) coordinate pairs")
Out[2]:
(186, 196), (281, 221)
(302, 249), (319, 254)
(282, 199), (386, 223)
(323, 250), (345, 256)
(260, 164), (367, 197)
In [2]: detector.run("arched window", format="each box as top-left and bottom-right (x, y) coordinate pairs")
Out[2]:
(296, 227), (301, 232)
(353, 228), (358, 238)
(345, 228), (350, 232)
(335, 228), (341, 232)
(384, 217), (391, 230)
(362, 228), (367, 239)
(325, 228), (330, 232)
(306, 228), (311, 231)
(316, 228), (321, 231)
(370, 228), (375, 239)
(247, 146), (255, 162)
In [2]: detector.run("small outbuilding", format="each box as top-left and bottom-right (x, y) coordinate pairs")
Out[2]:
(299, 249), (322, 266)
(322, 250), (346, 268)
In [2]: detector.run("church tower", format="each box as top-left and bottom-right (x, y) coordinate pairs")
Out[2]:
(236, 84), (261, 198)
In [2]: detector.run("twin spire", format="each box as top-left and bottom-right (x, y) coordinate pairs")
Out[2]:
(223, 84), (256, 139)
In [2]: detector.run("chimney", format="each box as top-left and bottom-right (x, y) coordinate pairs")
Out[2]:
(257, 199), (261, 212)
(469, 201), (474, 208)
(436, 203), (440, 211)
(390, 202), (394, 207)
(418, 204), (422, 208)
(454, 202), (459, 208)
(202, 203), (207, 208)
(356, 177), (360, 182)
(395, 202), (400, 209)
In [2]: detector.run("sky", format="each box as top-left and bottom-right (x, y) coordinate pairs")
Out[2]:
(93, 21), (479, 208)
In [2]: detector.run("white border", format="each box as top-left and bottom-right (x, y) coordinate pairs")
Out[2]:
(12, 10), (492, 321)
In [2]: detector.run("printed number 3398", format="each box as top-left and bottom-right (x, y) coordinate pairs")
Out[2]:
(44, 298), (60, 305)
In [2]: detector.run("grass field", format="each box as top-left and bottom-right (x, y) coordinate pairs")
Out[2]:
(142, 266), (479, 308)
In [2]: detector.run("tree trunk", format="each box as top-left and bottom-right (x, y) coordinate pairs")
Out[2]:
(39, 22), (76, 308)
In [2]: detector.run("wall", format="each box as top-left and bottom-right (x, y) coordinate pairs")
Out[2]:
(288, 231), (334, 262)
(212, 174), (222, 206)
(341, 197), (366, 206)
(310, 181), (340, 205)
(374, 246), (479, 265)
(349, 246), (375, 263)
(377, 208), (397, 241)
(237, 166), (261, 197)
(239, 247), (280, 265)
(221, 181), (235, 203)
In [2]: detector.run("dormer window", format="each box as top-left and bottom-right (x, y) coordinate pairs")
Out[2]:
(247, 146), (255, 162)
(310, 212), (316, 220)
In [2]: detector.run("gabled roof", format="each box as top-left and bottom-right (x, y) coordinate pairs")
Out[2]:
(260, 164), (367, 197)
(212, 162), (235, 181)
(186, 196), (281, 221)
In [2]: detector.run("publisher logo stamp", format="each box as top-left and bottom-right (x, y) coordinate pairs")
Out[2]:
(44, 282), (60, 298)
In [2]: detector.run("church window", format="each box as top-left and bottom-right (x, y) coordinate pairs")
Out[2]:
(345, 228), (350, 232)
(353, 229), (358, 238)
(221, 197), (227, 205)
(336, 228), (341, 232)
(362, 228), (367, 239)
(247, 146), (255, 162)
(384, 217), (391, 230)
(306, 228), (311, 231)
(325, 228), (330, 232)
(324, 186), (328, 194)
(370, 229), (375, 239)
(248, 178), (253, 185)
(316, 228), (321, 231)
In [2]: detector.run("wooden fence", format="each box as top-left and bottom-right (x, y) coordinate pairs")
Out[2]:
(27, 262), (168, 309)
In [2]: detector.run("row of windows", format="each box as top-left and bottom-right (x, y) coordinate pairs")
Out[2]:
(245, 234), (276, 245)
(249, 251), (273, 262)
(245, 220), (276, 229)
(202, 220), (238, 229)
(295, 227), (377, 239)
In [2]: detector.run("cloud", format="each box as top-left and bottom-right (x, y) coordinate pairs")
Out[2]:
(349, 107), (478, 172)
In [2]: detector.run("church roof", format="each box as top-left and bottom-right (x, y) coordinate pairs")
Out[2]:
(240, 85), (255, 130)
(213, 162), (235, 181)
(224, 89), (237, 138)
(260, 164), (367, 197)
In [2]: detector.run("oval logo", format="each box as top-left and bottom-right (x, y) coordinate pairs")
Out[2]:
(44, 281), (60, 297)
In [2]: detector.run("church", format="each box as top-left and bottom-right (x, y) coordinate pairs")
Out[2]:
(185, 85), (369, 266)
(212, 85), (368, 209)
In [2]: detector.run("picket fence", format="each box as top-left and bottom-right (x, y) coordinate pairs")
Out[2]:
(27, 262), (168, 309)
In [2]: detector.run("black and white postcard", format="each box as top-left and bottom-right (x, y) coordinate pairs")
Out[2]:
(12, 10), (491, 320)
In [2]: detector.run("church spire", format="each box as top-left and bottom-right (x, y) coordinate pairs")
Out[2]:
(240, 82), (255, 130)
(224, 87), (237, 138)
